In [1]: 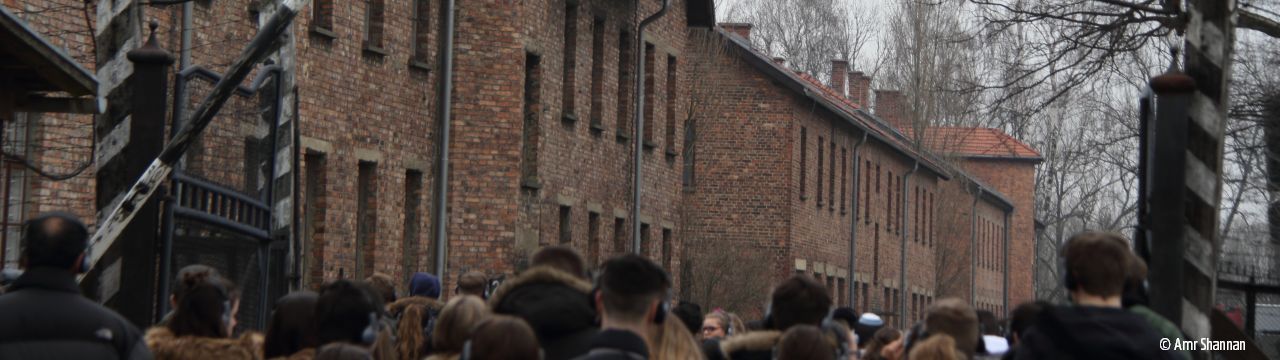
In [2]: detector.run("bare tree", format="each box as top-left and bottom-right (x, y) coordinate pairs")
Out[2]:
(723, 0), (879, 81)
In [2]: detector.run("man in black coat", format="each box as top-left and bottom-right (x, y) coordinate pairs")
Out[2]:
(572, 254), (672, 360)
(1014, 231), (1178, 360)
(492, 246), (600, 360)
(0, 212), (152, 360)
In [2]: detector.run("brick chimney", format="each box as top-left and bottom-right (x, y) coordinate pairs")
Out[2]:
(830, 60), (848, 96)
(875, 90), (911, 132)
(719, 23), (752, 40)
(848, 71), (872, 108)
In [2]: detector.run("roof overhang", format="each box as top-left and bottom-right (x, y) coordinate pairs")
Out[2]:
(0, 5), (100, 114)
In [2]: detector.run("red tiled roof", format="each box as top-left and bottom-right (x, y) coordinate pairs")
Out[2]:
(922, 127), (1042, 160)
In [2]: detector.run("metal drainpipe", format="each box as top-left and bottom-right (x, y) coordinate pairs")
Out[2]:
(1002, 210), (1010, 314)
(433, 0), (456, 279)
(899, 161), (917, 328)
(848, 132), (868, 308)
(158, 1), (194, 317)
(970, 185), (982, 305)
(630, 0), (669, 253)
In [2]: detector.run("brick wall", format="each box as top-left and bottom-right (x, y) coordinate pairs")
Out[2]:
(961, 159), (1038, 308)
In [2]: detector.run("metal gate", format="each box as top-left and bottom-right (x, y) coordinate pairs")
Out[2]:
(157, 64), (288, 331)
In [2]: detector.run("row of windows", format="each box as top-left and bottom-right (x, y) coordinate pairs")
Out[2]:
(522, 5), (682, 189)
(557, 205), (673, 270)
(311, 0), (431, 61)
(798, 128), (852, 215)
(980, 218), (1004, 270)
(301, 152), (432, 285)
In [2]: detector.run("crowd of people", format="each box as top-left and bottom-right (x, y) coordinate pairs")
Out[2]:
(0, 212), (1191, 359)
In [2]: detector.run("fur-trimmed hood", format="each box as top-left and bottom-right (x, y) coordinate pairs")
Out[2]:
(145, 327), (264, 360)
(489, 266), (598, 360)
(718, 331), (782, 360)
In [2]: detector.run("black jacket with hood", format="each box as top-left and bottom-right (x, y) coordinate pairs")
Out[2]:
(490, 266), (599, 360)
(0, 267), (152, 360)
(1013, 305), (1179, 360)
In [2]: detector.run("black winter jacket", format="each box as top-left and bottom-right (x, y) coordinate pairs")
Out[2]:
(1014, 305), (1179, 360)
(490, 266), (599, 360)
(0, 267), (152, 360)
(571, 329), (649, 360)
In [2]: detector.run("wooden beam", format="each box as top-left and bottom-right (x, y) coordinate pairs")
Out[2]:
(14, 95), (103, 114)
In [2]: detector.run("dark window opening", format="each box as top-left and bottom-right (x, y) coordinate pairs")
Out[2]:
(616, 30), (633, 141)
(664, 55), (678, 155)
(363, 0), (386, 52)
(559, 205), (572, 245)
(589, 17), (606, 130)
(403, 170), (424, 282)
(521, 52), (543, 189)
(356, 161), (378, 278)
(561, 4), (579, 121)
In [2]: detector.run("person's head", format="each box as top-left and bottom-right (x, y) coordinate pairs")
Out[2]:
(975, 310), (998, 336)
(920, 298), (979, 358)
(314, 342), (373, 360)
(170, 264), (221, 309)
(854, 313), (886, 347)
(530, 245), (587, 279)
(595, 254), (672, 327)
(408, 272), (441, 299)
(907, 334), (960, 360)
(264, 291), (321, 358)
(316, 280), (384, 346)
(776, 325), (836, 360)
(431, 295), (491, 353)
(457, 271), (488, 298)
(1062, 231), (1130, 305)
(1006, 301), (1049, 345)
(768, 275), (833, 330)
(650, 313), (705, 360)
(832, 307), (858, 329)
(863, 327), (901, 360)
(363, 273), (397, 304)
(465, 315), (542, 360)
(1121, 249), (1150, 308)
(19, 212), (88, 271)
(169, 270), (239, 338)
(672, 301), (703, 335)
(701, 310), (732, 340)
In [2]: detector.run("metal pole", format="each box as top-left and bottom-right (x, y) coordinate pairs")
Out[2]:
(630, 0), (668, 253)
(899, 161), (917, 328)
(433, 0), (456, 279)
(1002, 210), (1010, 315)
(849, 133), (868, 309)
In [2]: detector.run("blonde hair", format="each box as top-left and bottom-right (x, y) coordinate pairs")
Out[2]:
(907, 334), (962, 360)
(430, 296), (491, 353)
(650, 315), (705, 359)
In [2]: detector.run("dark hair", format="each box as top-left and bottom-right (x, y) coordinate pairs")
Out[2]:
(769, 275), (832, 330)
(672, 301), (703, 335)
(315, 342), (373, 360)
(1063, 231), (1129, 297)
(457, 271), (488, 297)
(1006, 301), (1049, 345)
(832, 307), (858, 329)
(777, 325), (836, 360)
(316, 280), (383, 345)
(530, 245), (587, 279)
(467, 315), (541, 360)
(169, 271), (237, 338)
(264, 291), (320, 358)
(923, 298), (979, 358)
(862, 327), (901, 360)
(172, 264), (221, 297)
(597, 254), (671, 322)
(975, 309), (998, 336)
(364, 273), (397, 304)
(20, 212), (88, 270)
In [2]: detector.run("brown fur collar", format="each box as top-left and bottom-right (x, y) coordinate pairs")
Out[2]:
(386, 296), (444, 315)
(719, 330), (782, 356)
(487, 266), (593, 307)
(145, 327), (264, 360)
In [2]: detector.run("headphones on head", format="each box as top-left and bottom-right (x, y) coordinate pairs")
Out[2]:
(361, 312), (379, 345)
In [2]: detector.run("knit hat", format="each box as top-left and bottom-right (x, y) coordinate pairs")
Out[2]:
(409, 272), (441, 299)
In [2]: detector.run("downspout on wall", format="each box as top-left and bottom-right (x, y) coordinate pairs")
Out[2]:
(1003, 210), (1010, 314)
(970, 185), (983, 305)
(899, 161), (918, 328)
(848, 132), (868, 308)
(433, 0), (456, 279)
(631, 0), (669, 252)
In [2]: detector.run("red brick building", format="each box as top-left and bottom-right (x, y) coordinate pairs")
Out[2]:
(681, 25), (1039, 324)
(4, 0), (1038, 324)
